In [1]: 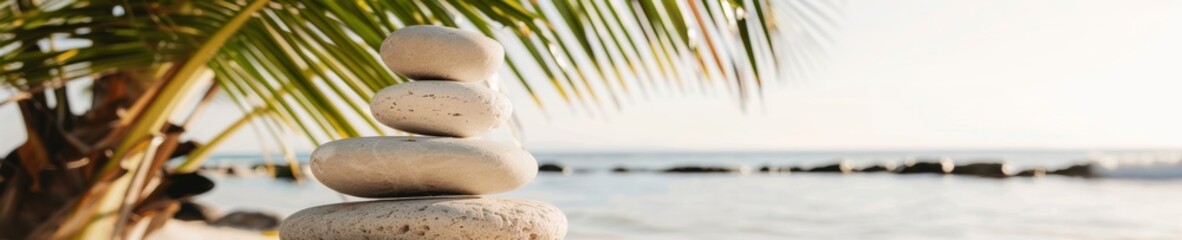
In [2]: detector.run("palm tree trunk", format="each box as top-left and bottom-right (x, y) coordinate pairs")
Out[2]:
(0, 70), (196, 239)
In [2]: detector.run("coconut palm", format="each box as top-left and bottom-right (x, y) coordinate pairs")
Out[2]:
(0, 0), (837, 239)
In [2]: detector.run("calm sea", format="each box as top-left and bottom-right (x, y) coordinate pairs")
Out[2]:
(197, 150), (1182, 239)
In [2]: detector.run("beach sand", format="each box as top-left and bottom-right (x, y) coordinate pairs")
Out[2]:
(148, 220), (276, 240)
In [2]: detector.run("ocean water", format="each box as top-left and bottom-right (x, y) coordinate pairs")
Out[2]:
(197, 150), (1182, 239)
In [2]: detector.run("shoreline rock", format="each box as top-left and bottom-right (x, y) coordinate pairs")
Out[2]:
(211, 211), (281, 231)
(858, 165), (894, 173)
(538, 163), (564, 171)
(1049, 164), (1096, 178)
(805, 161), (855, 173)
(1015, 167), (1047, 177)
(898, 159), (954, 174)
(950, 163), (1013, 178)
(539, 163), (571, 174)
(663, 166), (741, 173)
(758, 165), (784, 173)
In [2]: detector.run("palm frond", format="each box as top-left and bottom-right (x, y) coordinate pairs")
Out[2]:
(3, 0), (841, 140)
(1, 0), (841, 238)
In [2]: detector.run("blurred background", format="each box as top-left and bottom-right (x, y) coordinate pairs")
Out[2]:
(4, 0), (1182, 239)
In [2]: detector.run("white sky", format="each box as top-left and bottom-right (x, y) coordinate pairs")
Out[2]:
(3, 0), (1182, 153)
(509, 0), (1182, 151)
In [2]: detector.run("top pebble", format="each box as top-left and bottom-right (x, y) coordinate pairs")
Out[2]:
(379, 25), (505, 83)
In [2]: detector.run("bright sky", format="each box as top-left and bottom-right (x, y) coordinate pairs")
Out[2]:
(3, 0), (1182, 153)
(504, 0), (1182, 151)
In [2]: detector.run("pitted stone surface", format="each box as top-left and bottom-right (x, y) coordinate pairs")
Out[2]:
(370, 81), (512, 137)
(279, 198), (567, 240)
(311, 136), (536, 198)
(380, 25), (504, 83)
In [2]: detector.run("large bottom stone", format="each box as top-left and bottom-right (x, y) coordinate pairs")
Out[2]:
(280, 198), (567, 240)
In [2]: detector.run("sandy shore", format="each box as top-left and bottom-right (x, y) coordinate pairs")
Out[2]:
(147, 220), (276, 240)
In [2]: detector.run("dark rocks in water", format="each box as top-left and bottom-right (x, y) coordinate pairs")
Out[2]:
(859, 165), (894, 172)
(765, 165), (794, 173)
(252, 164), (300, 180)
(806, 162), (854, 173)
(806, 165), (841, 172)
(538, 163), (568, 173)
(225, 166), (242, 176)
(272, 165), (299, 180)
(173, 201), (214, 222)
(951, 163), (1013, 178)
(164, 173), (215, 199)
(1015, 167), (1047, 177)
(788, 167), (805, 172)
(1050, 164), (1096, 178)
(898, 159), (954, 174)
(612, 166), (656, 173)
(211, 211), (281, 231)
(757, 166), (797, 173)
(663, 166), (738, 173)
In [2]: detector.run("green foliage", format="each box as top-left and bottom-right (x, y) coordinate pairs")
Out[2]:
(0, 0), (837, 238)
(3, 0), (837, 142)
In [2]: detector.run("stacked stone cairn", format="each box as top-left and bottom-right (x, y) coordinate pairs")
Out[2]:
(279, 25), (567, 239)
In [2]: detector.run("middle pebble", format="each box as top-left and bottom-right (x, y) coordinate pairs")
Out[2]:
(371, 81), (512, 137)
(311, 136), (538, 198)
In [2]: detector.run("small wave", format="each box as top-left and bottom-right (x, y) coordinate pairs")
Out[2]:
(571, 211), (679, 233)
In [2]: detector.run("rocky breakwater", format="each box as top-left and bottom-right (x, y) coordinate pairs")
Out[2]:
(280, 25), (567, 239)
